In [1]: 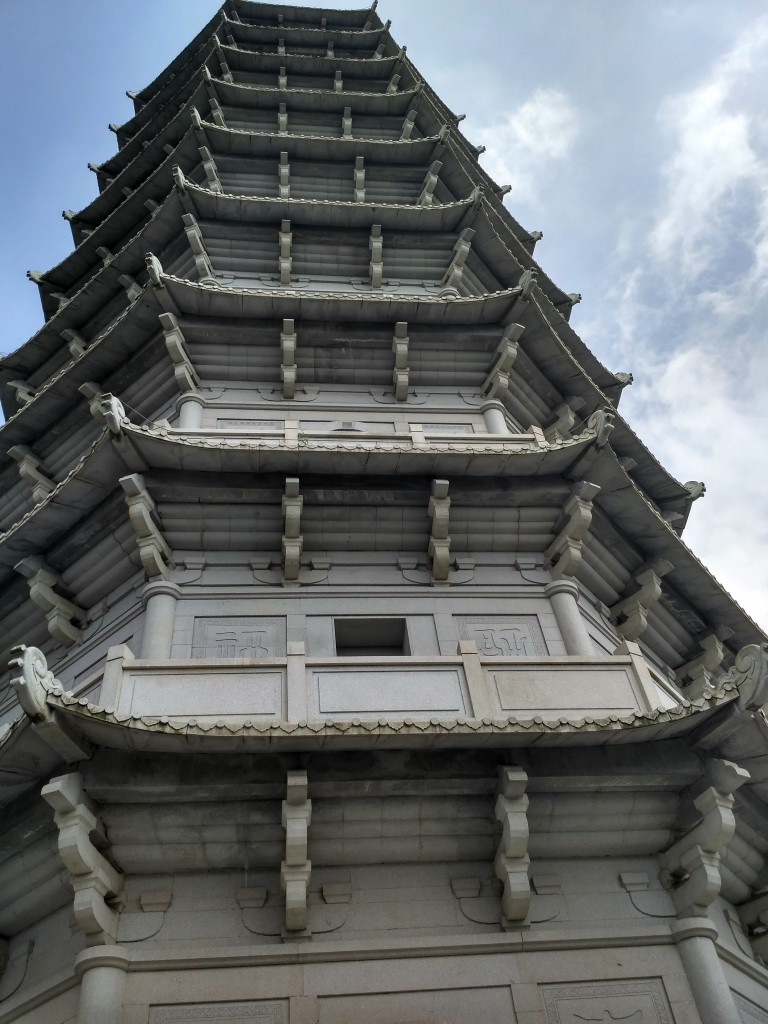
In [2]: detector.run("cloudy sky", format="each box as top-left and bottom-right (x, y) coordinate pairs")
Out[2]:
(1, 1), (766, 629)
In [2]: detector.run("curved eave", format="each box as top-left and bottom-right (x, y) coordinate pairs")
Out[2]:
(0, 430), (118, 575)
(157, 272), (520, 324)
(125, 420), (598, 479)
(220, 40), (400, 79)
(524, 291), (691, 507)
(133, 10), (224, 106)
(0, 713), (64, 807)
(202, 118), (442, 163)
(224, 13), (387, 49)
(117, 53), (214, 145)
(1, 189), (184, 404)
(210, 74), (418, 115)
(45, 680), (740, 753)
(235, 1), (376, 31)
(0, 423), (597, 575)
(83, 86), (208, 222)
(594, 452), (767, 650)
(183, 178), (473, 230)
(0, 287), (162, 458)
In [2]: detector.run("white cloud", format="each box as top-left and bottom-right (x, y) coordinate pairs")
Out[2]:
(474, 88), (581, 205)
(578, 17), (768, 631)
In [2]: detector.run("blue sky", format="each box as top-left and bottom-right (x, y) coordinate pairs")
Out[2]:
(2, 1), (767, 629)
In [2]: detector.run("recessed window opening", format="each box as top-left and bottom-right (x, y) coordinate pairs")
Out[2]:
(334, 617), (409, 656)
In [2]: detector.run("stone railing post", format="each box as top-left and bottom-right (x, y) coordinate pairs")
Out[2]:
(75, 946), (131, 1024)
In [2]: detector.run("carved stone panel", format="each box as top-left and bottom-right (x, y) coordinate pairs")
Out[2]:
(150, 1001), (287, 1023)
(216, 419), (281, 430)
(192, 618), (286, 659)
(312, 667), (468, 717)
(540, 979), (673, 1023)
(457, 616), (548, 657)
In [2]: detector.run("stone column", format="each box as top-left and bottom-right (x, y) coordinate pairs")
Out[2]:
(75, 946), (131, 1024)
(544, 579), (594, 656)
(671, 919), (741, 1024)
(177, 392), (205, 429)
(481, 402), (509, 435)
(140, 581), (181, 659)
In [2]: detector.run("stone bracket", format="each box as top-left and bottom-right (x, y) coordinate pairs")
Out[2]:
(440, 227), (474, 294)
(198, 143), (223, 192)
(400, 108), (417, 140)
(160, 312), (201, 393)
(508, 268), (537, 319)
(279, 151), (290, 199)
(418, 160), (442, 206)
(181, 213), (216, 283)
(279, 102), (288, 134)
(282, 477), (303, 585)
(341, 105), (352, 138)
(8, 444), (55, 503)
(280, 219), (292, 284)
(15, 557), (86, 646)
(353, 156), (365, 202)
(494, 766), (531, 926)
(369, 224), (383, 287)
(658, 758), (749, 917)
(677, 632), (727, 699)
(392, 321), (409, 400)
(120, 473), (173, 579)
(543, 396), (587, 443)
(7, 379), (37, 407)
(41, 772), (124, 946)
(281, 769), (312, 934)
(428, 478), (451, 584)
(281, 319), (297, 398)
(482, 322), (523, 399)
(611, 558), (673, 641)
(78, 382), (128, 436)
(545, 481), (600, 580)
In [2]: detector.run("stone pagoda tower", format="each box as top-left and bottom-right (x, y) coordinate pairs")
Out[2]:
(1, 4), (768, 1023)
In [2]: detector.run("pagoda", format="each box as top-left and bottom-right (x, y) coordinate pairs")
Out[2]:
(1, 4), (768, 1023)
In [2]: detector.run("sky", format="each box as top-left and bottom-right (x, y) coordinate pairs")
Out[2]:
(1, 1), (767, 630)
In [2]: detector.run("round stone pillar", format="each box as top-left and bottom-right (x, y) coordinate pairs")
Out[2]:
(177, 392), (205, 429)
(140, 581), (181, 659)
(481, 402), (509, 435)
(75, 946), (131, 1024)
(671, 919), (741, 1024)
(544, 579), (594, 656)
